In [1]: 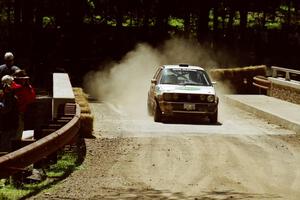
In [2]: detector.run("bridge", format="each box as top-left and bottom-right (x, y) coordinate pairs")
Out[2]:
(1, 66), (300, 199)
(247, 66), (300, 134)
(0, 73), (81, 178)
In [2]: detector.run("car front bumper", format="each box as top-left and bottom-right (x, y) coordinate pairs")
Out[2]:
(158, 101), (218, 116)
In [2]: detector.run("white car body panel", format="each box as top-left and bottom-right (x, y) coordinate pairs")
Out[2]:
(155, 84), (216, 95)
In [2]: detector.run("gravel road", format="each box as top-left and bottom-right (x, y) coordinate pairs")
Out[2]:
(30, 99), (300, 200)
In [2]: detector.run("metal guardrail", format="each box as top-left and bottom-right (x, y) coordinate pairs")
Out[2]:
(253, 75), (271, 91)
(254, 66), (300, 91)
(271, 66), (300, 81)
(0, 104), (81, 178)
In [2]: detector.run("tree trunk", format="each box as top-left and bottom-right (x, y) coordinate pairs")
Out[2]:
(228, 8), (234, 31)
(197, 7), (210, 42)
(239, 8), (247, 33)
(213, 7), (219, 31)
(184, 12), (191, 38)
(14, 0), (21, 25)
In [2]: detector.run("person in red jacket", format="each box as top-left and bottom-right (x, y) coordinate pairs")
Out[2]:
(4, 70), (36, 139)
(12, 70), (36, 112)
(14, 70), (36, 139)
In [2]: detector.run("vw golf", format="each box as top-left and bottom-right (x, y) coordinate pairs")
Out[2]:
(147, 64), (218, 123)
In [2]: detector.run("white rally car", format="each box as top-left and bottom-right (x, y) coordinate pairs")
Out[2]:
(147, 64), (218, 123)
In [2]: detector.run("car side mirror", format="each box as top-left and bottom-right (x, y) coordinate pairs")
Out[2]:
(212, 81), (217, 85)
(151, 79), (157, 84)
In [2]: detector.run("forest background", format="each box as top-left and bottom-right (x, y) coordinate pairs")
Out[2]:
(0, 0), (299, 86)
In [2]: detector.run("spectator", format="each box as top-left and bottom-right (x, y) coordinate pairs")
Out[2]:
(0, 52), (21, 80)
(0, 75), (19, 152)
(12, 70), (36, 139)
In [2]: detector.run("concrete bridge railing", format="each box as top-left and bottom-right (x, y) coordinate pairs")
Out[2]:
(52, 73), (75, 119)
(268, 66), (300, 104)
(271, 66), (300, 81)
(253, 66), (300, 104)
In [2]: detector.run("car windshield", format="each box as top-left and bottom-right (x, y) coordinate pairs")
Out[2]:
(159, 68), (212, 86)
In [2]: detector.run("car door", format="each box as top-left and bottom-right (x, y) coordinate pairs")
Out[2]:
(148, 67), (163, 110)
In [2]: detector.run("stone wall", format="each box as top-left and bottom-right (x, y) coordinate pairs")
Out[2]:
(270, 83), (300, 105)
(24, 97), (52, 130)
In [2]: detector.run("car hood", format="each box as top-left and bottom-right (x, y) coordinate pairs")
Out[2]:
(156, 84), (216, 95)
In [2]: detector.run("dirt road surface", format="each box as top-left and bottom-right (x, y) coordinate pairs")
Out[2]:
(30, 99), (300, 200)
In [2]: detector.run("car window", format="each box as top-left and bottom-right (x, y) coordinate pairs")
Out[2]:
(160, 70), (178, 84)
(159, 68), (212, 86)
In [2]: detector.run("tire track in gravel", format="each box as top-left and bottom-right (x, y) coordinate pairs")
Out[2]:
(106, 135), (300, 199)
(30, 101), (300, 200)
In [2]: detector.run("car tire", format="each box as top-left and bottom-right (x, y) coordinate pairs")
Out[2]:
(154, 103), (162, 122)
(209, 110), (218, 124)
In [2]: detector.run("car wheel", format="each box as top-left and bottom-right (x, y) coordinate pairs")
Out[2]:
(154, 103), (162, 122)
(209, 110), (218, 124)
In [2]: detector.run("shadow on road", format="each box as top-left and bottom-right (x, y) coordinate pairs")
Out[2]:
(88, 188), (281, 200)
(161, 116), (223, 126)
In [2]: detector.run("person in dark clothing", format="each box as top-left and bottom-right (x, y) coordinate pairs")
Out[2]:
(0, 75), (19, 152)
(0, 52), (21, 80)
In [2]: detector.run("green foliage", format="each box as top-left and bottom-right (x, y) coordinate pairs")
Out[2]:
(42, 16), (54, 28)
(87, 0), (95, 10)
(209, 9), (214, 20)
(46, 152), (77, 178)
(0, 0), (297, 31)
(0, 185), (28, 200)
(107, 20), (117, 27)
(168, 18), (184, 30)
(0, 150), (80, 200)
(246, 12), (283, 29)
(123, 17), (139, 27)
(9, 1), (295, 32)
(280, 5), (295, 12)
(208, 21), (213, 30)
(265, 22), (281, 29)
(247, 12), (263, 28)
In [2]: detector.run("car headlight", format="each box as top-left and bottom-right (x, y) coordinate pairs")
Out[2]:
(207, 95), (215, 103)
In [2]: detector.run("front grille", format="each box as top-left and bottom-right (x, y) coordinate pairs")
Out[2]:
(163, 93), (210, 103)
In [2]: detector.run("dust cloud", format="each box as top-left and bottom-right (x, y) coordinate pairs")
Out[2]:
(84, 37), (230, 118)
(159, 38), (216, 67)
(84, 43), (160, 117)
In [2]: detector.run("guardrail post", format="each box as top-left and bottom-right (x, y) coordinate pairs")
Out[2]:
(272, 68), (277, 78)
(285, 72), (290, 81)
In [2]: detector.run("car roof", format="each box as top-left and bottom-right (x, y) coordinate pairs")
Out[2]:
(162, 64), (205, 71)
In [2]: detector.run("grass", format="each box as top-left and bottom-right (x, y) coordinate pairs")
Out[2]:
(0, 87), (91, 199)
(0, 149), (81, 200)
